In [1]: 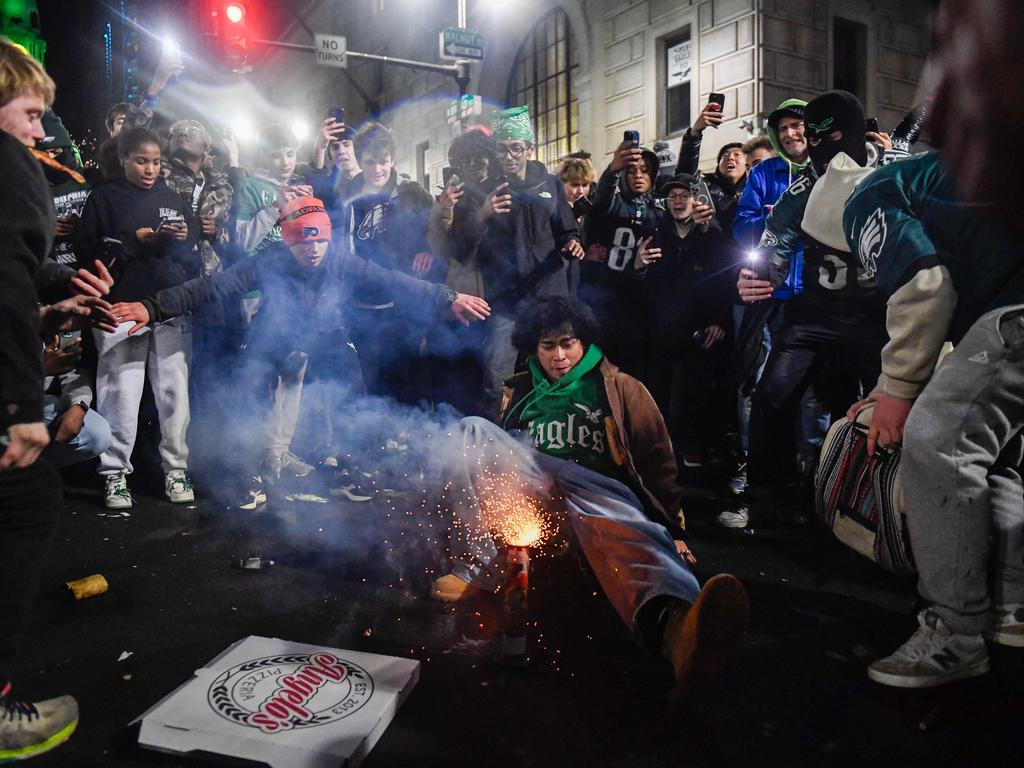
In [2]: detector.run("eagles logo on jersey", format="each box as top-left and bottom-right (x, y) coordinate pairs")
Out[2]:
(357, 202), (389, 241)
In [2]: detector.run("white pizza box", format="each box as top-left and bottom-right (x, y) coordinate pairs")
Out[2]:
(134, 635), (420, 768)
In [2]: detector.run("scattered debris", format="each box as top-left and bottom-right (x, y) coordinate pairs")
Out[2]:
(283, 493), (329, 503)
(234, 557), (275, 570)
(118, 651), (133, 662)
(66, 573), (108, 600)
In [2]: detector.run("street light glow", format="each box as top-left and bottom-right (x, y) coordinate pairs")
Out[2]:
(225, 3), (245, 24)
(233, 117), (254, 142)
(290, 119), (310, 141)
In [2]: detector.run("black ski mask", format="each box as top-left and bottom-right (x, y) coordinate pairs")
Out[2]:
(803, 90), (867, 175)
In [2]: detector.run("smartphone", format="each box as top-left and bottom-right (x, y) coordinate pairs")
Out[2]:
(691, 179), (716, 215)
(491, 174), (510, 190)
(442, 166), (457, 186)
(572, 195), (593, 219)
(329, 106), (344, 124)
(708, 92), (725, 112)
(623, 129), (640, 146)
(865, 117), (879, 133)
(157, 215), (185, 233)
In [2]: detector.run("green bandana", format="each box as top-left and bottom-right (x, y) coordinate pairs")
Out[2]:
(490, 106), (534, 144)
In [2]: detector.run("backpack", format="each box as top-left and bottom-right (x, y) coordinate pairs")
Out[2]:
(814, 403), (915, 574)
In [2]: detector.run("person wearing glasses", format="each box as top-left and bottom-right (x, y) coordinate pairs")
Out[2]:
(451, 106), (584, 417)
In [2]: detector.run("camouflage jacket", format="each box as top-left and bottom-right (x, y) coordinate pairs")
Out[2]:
(161, 156), (235, 276)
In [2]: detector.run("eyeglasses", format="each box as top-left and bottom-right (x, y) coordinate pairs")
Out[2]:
(495, 144), (530, 158)
(666, 191), (692, 200)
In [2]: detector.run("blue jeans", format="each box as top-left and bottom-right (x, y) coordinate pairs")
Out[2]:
(42, 395), (112, 469)
(451, 417), (700, 635)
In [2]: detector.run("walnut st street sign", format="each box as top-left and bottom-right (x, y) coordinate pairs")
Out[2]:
(439, 27), (484, 61)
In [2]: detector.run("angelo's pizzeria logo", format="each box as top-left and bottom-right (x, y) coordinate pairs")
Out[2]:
(207, 652), (373, 733)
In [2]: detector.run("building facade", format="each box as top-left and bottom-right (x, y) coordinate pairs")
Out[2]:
(254, 0), (933, 188)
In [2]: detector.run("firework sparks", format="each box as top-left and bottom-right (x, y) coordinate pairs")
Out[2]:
(473, 464), (557, 550)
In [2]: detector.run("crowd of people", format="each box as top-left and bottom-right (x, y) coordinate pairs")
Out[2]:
(1, 0), (1023, 758)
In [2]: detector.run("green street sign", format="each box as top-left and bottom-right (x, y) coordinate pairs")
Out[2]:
(439, 27), (484, 61)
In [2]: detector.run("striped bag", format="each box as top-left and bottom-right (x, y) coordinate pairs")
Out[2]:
(814, 403), (915, 574)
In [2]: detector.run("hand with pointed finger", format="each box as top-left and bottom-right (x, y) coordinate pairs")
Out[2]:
(110, 301), (151, 335)
(40, 295), (118, 336)
(71, 259), (115, 298)
(449, 294), (491, 326)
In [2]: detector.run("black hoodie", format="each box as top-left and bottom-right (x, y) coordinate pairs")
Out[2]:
(74, 177), (200, 303)
(453, 159), (579, 315)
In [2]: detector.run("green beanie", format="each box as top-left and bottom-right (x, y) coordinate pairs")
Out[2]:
(490, 106), (534, 144)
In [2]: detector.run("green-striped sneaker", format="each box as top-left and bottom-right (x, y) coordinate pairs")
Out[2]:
(165, 470), (195, 504)
(104, 472), (132, 510)
(0, 692), (78, 763)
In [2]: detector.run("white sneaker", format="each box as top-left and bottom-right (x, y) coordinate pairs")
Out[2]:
(868, 609), (990, 688)
(716, 506), (750, 529)
(987, 604), (1024, 647)
(165, 470), (195, 503)
(104, 473), (132, 510)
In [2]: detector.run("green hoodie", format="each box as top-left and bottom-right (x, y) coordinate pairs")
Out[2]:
(767, 98), (810, 181)
(503, 344), (619, 475)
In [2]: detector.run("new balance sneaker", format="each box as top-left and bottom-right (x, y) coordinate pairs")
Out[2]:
(104, 473), (132, 510)
(0, 691), (78, 763)
(237, 476), (267, 511)
(987, 604), (1024, 647)
(716, 505), (750, 529)
(165, 470), (195, 503)
(662, 574), (749, 695)
(868, 609), (990, 688)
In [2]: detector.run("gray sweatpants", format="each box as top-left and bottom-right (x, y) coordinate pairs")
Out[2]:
(450, 417), (700, 635)
(903, 304), (1024, 635)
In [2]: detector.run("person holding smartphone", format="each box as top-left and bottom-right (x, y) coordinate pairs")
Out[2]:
(675, 94), (748, 233)
(74, 127), (200, 510)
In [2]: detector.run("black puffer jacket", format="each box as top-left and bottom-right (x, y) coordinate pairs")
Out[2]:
(452, 160), (579, 315)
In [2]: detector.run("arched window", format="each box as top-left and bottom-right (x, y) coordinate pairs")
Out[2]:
(508, 9), (579, 169)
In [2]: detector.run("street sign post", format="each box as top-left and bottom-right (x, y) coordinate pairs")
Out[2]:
(314, 33), (347, 68)
(439, 27), (484, 61)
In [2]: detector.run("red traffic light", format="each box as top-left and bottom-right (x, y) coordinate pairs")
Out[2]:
(225, 3), (245, 24)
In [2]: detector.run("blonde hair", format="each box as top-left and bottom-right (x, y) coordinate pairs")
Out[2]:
(0, 37), (55, 108)
(556, 153), (596, 186)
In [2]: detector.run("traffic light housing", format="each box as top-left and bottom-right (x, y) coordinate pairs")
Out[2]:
(212, 2), (249, 72)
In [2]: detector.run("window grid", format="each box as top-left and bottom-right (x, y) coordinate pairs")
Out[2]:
(509, 9), (579, 170)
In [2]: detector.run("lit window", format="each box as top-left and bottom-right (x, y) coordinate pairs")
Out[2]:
(509, 9), (579, 169)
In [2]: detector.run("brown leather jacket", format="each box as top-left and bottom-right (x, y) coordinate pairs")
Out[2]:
(499, 357), (685, 531)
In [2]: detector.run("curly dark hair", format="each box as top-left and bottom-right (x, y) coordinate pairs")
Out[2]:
(117, 126), (160, 159)
(511, 297), (601, 353)
(448, 128), (493, 166)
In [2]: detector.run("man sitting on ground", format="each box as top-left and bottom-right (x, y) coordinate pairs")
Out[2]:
(432, 297), (748, 693)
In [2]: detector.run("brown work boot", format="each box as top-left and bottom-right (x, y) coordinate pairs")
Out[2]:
(662, 574), (749, 696)
(431, 574), (485, 603)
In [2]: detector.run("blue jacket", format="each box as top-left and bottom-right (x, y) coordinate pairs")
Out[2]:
(733, 156), (803, 299)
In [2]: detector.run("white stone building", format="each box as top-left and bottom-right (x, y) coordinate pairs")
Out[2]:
(253, 0), (933, 188)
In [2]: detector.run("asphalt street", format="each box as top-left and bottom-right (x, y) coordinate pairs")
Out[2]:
(17, 462), (1024, 768)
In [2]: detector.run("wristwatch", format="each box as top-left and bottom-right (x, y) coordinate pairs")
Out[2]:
(75, 401), (90, 413)
(443, 288), (459, 304)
